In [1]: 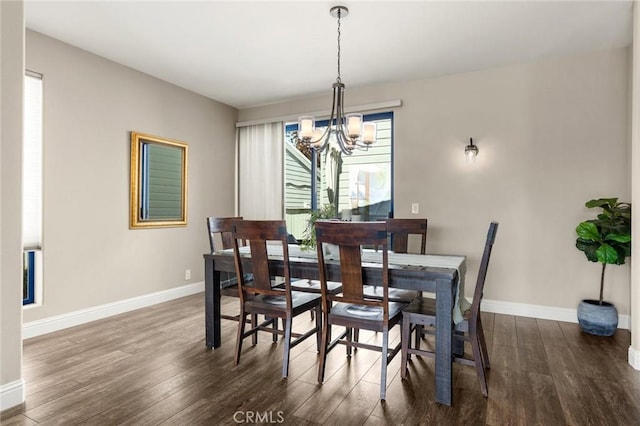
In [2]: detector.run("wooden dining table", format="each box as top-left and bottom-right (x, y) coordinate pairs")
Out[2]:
(203, 246), (465, 406)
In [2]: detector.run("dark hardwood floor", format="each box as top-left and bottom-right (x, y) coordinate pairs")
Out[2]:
(2, 293), (639, 425)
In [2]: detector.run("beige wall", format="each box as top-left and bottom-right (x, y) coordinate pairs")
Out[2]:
(631, 1), (639, 360)
(241, 48), (632, 314)
(1, 0), (25, 406)
(23, 31), (238, 322)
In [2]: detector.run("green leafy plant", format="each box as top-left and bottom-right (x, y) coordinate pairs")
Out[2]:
(300, 203), (336, 251)
(575, 198), (631, 305)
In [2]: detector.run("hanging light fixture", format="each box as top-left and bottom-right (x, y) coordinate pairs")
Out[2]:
(297, 6), (375, 155)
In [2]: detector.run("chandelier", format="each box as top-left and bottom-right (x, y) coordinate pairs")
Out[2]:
(297, 6), (376, 155)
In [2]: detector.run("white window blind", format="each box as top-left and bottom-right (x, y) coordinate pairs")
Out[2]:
(23, 72), (43, 250)
(238, 123), (283, 220)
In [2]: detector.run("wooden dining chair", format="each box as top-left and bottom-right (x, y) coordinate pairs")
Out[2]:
(365, 217), (429, 303)
(315, 220), (406, 400)
(206, 216), (245, 322)
(386, 217), (428, 254)
(231, 219), (322, 379)
(400, 221), (499, 397)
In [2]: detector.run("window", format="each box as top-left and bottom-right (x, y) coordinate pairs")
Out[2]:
(284, 112), (394, 239)
(23, 71), (43, 306)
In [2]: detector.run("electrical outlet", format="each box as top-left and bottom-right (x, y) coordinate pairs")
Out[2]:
(411, 203), (419, 214)
(185, 269), (191, 280)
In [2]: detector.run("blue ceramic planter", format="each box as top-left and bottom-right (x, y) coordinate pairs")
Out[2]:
(577, 299), (618, 336)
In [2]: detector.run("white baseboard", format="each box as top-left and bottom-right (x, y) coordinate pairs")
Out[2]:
(23, 281), (204, 339)
(481, 298), (631, 330)
(0, 379), (25, 411)
(629, 346), (640, 370)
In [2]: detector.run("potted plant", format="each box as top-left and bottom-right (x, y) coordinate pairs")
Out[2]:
(575, 198), (631, 336)
(300, 203), (336, 251)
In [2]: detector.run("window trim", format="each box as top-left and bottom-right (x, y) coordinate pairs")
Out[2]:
(23, 70), (44, 306)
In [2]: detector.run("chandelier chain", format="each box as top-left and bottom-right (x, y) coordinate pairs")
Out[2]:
(336, 8), (341, 83)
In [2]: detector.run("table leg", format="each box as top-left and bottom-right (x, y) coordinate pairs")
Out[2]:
(435, 277), (453, 406)
(205, 257), (222, 349)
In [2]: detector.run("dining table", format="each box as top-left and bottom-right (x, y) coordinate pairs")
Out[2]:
(203, 245), (466, 406)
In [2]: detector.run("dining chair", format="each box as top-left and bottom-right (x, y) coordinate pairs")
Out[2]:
(315, 220), (406, 400)
(206, 216), (245, 322)
(386, 217), (428, 254)
(365, 217), (429, 303)
(400, 221), (499, 397)
(231, 219), (322, 379)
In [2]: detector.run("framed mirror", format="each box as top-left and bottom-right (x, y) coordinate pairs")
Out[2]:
(130, 131), (188, 229)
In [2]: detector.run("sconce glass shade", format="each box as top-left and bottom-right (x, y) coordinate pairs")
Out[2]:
(465, 145), (478, 158)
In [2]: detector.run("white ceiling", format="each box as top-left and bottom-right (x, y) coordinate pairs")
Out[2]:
(25, 1), (634, 110)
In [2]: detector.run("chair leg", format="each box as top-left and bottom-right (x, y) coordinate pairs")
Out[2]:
(317, 313), (331, 384)
(235, 309), (247, 366)
(282, 315), (293, 379)
(471, 329), (488, 397)
(453, 330), (465, 356)
(251, 314), (258, 346)
(315, 305), (322, 353)
(415, 324), (423, 350)
(477, 319), (490, 369)
(401, 316), (411, 379)
(270, 315), (278, 343)
(346, 328), (353, 358)
(380, 327), (389, 400)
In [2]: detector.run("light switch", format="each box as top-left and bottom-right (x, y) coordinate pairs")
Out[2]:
(411, 203), (419, 214)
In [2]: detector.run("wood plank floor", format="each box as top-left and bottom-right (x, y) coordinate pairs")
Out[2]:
(2, 293), (640, 425)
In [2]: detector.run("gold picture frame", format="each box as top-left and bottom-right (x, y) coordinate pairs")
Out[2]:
(130, 131), (188, 229)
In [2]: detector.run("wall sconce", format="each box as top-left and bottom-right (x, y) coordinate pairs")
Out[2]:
(465, 138), (479, 162)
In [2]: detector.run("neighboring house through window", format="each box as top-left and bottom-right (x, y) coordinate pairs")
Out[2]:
(284, 112), (394, 240)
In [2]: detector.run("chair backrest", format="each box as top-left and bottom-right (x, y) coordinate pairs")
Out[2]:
(206, 216), (242, 253)
(315, 220), (391, 321)
(230, 220), (292, 304)
(469, 222), (499, 323)
(385, 218), (427, 254)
